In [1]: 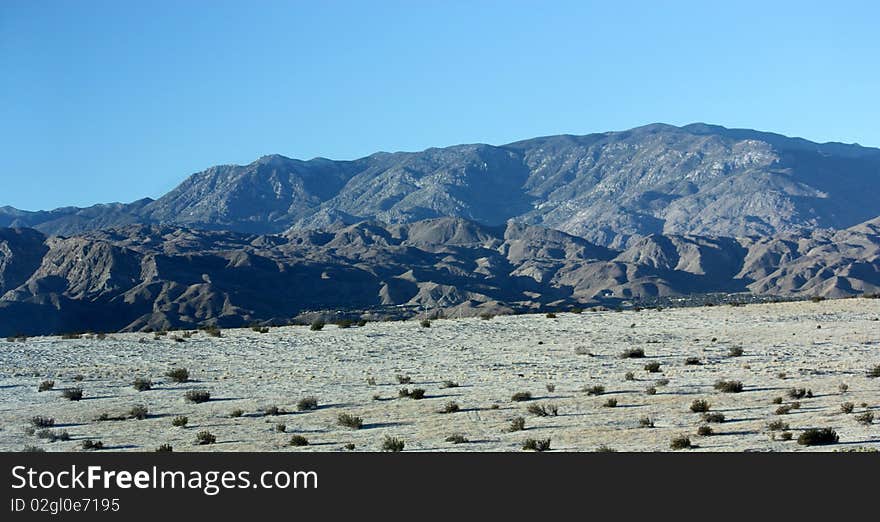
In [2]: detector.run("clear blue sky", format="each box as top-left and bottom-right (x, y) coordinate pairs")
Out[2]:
(2, 0), (878, 210)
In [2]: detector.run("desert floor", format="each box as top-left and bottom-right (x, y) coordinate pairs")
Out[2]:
(1, 299), (878, 452)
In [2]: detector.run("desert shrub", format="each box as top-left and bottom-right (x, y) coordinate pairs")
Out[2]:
(398, 388), (425, 399)
(21, 445), (45, 452)
(595, 445), (617, 452)
(728, 346), (744, 357)
(185, 390), (211, 403)
(684, 357), (702, 366)
(772, 397), (783, 404)
(81, 440), (104, 450)
(30, 416), (55, 428)
(838, 383), (849, 393)
(73, 374), (84, 382)
(670, 435), (692, 449)
(203, 325), (222, 337)
(697, 425), (714, 436)
(603, 398), (618, 408)
(366, 376), (377, 386)
(855, 412), (874, 425)
(787, 388), (807, 399)
(511, 391), (533, 402)
(780, 431), (793, 441)
(195, 431), (216, 445)
(129, 405), (148, 420)
(841, 402), (855, 414)
(251, 325), (270, 333)
(289, 434), (309, 446)
(335, 319), (353, 329)
(703, 412), (725, 423)
(381, 436), (405, 452)
(263, 405), (282, 416)
(172, 416), (188, 427)
(522, 438), (551, 451)
(655, 378), (670, 387)
(690, 399), (710, 413)
(420, 319), (431, 328)
(36, 429), (69, 442)
(38, 380), (55, 392)
(639, 416), (655, 428)
(230, 409), (244, 418)
(867, 365), (880, 378)
(344, 443), (356, 450)
(645, 386), (657, 395)
(797, 428), (838, 446)
(337, 413), (363, 429)
(620, 348), (645, 359)
(61, 333), (82, 340)
(356, 319), (368, 327)
(297, 396), (319, 411)
(396, 374), (412, 384)
(574, 346), (592, 356)
(445, 434), (469, 444)
(155, 444), (173, 452)
(624, 372), (635, 381)
(479, 312), (494, 320)
(441, 401), (460, 414)
(545, 312), (557, 319)
(644, 362), (661, 373)
(571, 307), (583, 314)
(166, 368), (189, 383)
(442, 380), (459, 389)
(527, 403), (558, 416)
(768, 420), (790, 431)
(507, 417), (526, 432)
(810, 296), (825, 303)
(62, 387), (83, 401)
(584, 385), (605, 396)
(132, 378), (152, 391)
(310, 320), (325, 331)
(775, 405), (793, 415)
(545, 383), (555, 393)
(714, 380), (744, 393)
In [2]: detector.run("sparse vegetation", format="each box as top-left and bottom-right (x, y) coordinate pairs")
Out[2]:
(867, 365), (880, 378)
(690, 399), (710, 413)
(507, 417), (526, 432)
(670, 435), (692, 449)
(445, 434), (469, 444)
(697, 425), (714, 436)
(297, 396), (319, 411)
(545, 312), (557, 319)
(172, 416), (188, 427)
(841, 402), (855, 414)
(62, 387), (83, 401)
(527, 403), (558, 416)
(768, 420), (790, 431)
(511, 391), (533, 402)
(196, 431), (216, 445)
(787, 388), (807, 399)
(81, 440), (104, 450)
(337, 413), (363, 429)
(855, 412), (874, 425)
(728, 346), (744, 357)
(584, 385), (605, 396)
(396, 374), (412, 384)
(263, 405), (282, 416)
(129, 404), (148, 420)
(620, 348), (645, 359)
(310, 320), (325, 331)
(442, 380), (459, 389)
(603, 398), (618, 408)
(381, 436), (405, 452)
(399, 387), (426, 399)
(31, 416), (55, 428)
(624, 372), (635, 381)
(185, 390), (211, 403)
(155, 444), (173, 452)
(230, 409), (244, 418)
(644, 362), (661, 373)
(166, 368), (189, 383)
(479, 312), (494, 320)
(132, 377), (152, 391)
(36, 429), (70, 442)
(775, 405), (793, 415)
(684, 357), (702, 366)
(703, 412), (725, 423)
(289, 435), (309, 446)
(797, 428), (838, 446)
(838, 383), (849, 393)
(639, 417), (655, 428)
(441, 401), (461, 414)
(714, 380), (744, 393)
(645, 386), (657, 395)
(38, 380), (54, 392)
(545, 383), (555, 393)
(522, 438), (551, 451)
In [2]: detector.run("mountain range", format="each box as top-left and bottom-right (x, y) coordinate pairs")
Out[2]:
(2, 123), (879, 335)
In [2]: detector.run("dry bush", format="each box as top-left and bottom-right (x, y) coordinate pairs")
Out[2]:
(714, 380), (744, 393)
(337, 413), (363, 429)
(522, 438), (551, 451)
(690, 399), (710, 413)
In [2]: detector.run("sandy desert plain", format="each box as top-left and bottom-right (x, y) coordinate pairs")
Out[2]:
(1, 298), (878, 452)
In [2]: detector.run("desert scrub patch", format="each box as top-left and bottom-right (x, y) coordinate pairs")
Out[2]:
(772, 397), (784, 404)
(289, 434), (309, 446)
(309, 320), (325, 331)
(399, 388), (426, 400)
(38, 380), (55, 392)
(787, 388), (808, 399)
(867, 365), (880, 378)
(797, 428), (838, 446)
(195, 431), (216, 445)
(445, 434), (469, 444)
(30, 416), (55, 428)
(128, 404), (148, 420)
(62, 387), (83, 401)
(274, 423), (287, 433)
(684, 357), (702, 366)
(727, 346), (744, 357)
(545, 312), (557, 319)
(655, 378), (670, 387)
(36, 429), (70, 442)
(166, 368), (189, 383)
(337, 413), (363, 430)
(420, 319), (431, 328)
(603, 398), (618, 408)
(251, 325), (270, 333)
(702, 412), (725, 423)
(440, 401), (461, 414)
(511, 391), (533, 402)
(690, 399), (711, 413)
(132, 377), (152, 391)
(697, 425), (714, 436)
(297, 396), (319, 411)
(522, 438), (551, 452)
(767, 419), (790, 431)
(381, 436), (405, 452)
(620, 348), (645, 359)
(645, 386), (657, 395)
(644, 362), (662, 373)
(639, 416), (655, 428)
(395, 374), (412, 384)
(172, 416), (188, 427)
(155, 444), (173, 452)
(21, 445), (45, 452)
(840, 402), (855, 414)
(185, 390), (211, 403)
(574, 346), (592, 356)
(203, 325), (222, 337)
(624, 372), (635, 381)
(545, 383), (555, 393)
(526, 403), (558, 416)
(669, 435), (692, 450)
(583, 385), (605, 396)
(479, 312), (494, 320)
(81, 440), (104, 451)
(262, 405), (283, 416)
(344, 443), (356, 451)
(507, 416), (526, 432)
(230, 409), (244, 418)
(838, 383), (849, 393)
(442, 380), (459, 389)
(775, 405), (793, 415)
(714, 380), (744, 393)
(855, 412), (874, 425)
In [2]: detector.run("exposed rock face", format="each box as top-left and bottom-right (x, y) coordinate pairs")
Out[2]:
(4, 123), (879, 248)
(2, 216), (879, 336)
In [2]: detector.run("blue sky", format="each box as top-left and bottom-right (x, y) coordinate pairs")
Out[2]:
(2, 0), (878, 210)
